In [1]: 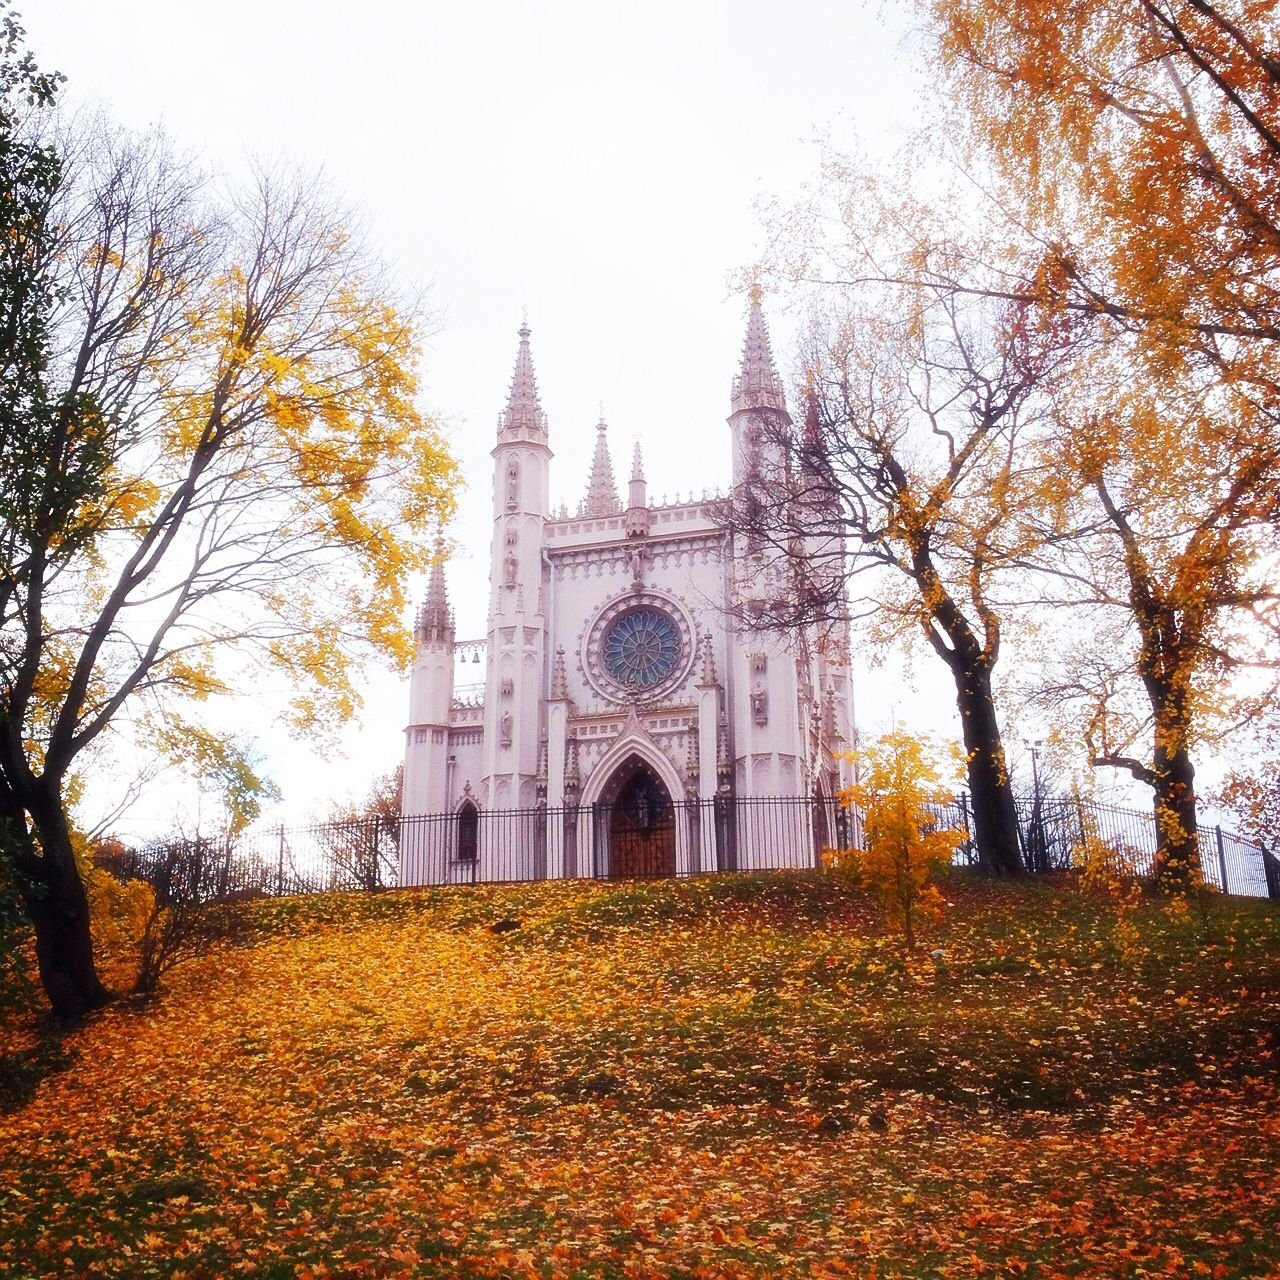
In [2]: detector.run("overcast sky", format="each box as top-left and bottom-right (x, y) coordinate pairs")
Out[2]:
(29, 2), (966, 831)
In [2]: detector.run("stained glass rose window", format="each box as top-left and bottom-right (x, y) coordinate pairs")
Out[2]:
(601, 608), (682, 691)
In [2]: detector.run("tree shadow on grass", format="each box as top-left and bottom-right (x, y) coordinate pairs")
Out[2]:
(0, 1031), (77, 1112)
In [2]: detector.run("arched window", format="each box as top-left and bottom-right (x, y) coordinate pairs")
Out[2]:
(456, 801), (478, 863)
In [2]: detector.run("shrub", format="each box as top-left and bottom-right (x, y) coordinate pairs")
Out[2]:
(829, 731), (964, 947)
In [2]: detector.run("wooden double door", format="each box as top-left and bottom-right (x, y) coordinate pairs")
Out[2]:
(605, 761), (676, 880)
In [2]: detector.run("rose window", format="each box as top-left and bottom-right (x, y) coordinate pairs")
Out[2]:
(601, 608), (682, 692)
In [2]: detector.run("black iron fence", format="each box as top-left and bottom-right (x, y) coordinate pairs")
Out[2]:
(96, 792), (1278, 902)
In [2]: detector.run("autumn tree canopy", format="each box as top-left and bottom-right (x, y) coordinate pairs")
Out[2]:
(0, 82), (457, 1015)
(917, 0), (1280, 888)
(765, 0), (1279, 886)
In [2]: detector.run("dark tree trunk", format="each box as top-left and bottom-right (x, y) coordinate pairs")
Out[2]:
(1151, 717), (1200, 893)
(953, 662), (1024, 878)
(11, 789), (109, 1020)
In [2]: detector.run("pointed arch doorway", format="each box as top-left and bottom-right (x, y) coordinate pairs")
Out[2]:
(600, 755), (676, 880)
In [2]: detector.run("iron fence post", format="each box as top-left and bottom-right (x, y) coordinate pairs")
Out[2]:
(1265, 847), (1280, 900)
(687, 798), (702, 876)
(1216, 825), (1229, 895)
(958, 792), (973, 866)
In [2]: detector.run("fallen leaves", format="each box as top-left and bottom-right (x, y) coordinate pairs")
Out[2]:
(1, 871), (1279, 1276)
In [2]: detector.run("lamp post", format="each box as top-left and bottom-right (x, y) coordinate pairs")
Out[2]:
(1029, 740), (1045, 873)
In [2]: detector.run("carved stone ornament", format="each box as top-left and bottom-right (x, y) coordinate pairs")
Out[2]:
(503, 528), (518, 587)
(751, 681), (768, 726)
(581, 589), (696, 707)
(628, 544), (647, 589)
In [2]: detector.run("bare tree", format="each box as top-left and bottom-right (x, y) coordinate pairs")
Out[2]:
(728, 276), (1073, 877)
(316, 765), (402, 892)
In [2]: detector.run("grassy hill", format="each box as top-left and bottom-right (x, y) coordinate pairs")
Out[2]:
(2, 870), (1279, 1279)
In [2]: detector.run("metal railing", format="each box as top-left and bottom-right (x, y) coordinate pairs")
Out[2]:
(96, 793), (1276, 902)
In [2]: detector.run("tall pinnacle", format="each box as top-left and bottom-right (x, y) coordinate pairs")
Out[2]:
(731, 290), (787, 416)
(498, 320), (548, 441)
(583, 416), (621, 517)
(550, 646), (570, 700)
(799, 383), (839, 513)
(416, 555), (453, 642)
(628, 440), (646, 509)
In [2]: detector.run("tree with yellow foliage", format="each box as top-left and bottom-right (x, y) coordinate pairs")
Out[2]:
(834, 731), (965, 948)
(893, 0), (1280, 890)
(0, 93), (456, 1015)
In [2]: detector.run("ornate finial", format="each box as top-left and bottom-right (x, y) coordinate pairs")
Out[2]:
(731, 294), (787, 418)
(535, 729), (549, 784)
(565, 734), (581, 788)
(550, 647), (570, 700)
(625, 440), (650, 536)
(803, 381), (821, 444)
(416, 554), (452, 643)
(697, 632), (718, 687)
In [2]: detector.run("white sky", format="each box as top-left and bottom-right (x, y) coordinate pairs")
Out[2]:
(29, 1), (1037, 833)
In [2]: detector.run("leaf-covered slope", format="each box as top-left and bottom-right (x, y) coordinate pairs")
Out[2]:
(2, 871), (1279, 1278)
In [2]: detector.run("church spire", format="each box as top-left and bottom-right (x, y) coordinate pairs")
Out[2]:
(583, 415), (621, 517)
(731, 289), (787, 416)
(415, 555), (453, 643)
(697, 632), (718, 687)
(498, 320), (548, 441)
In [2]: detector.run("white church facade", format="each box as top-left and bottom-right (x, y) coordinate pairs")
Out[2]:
(400, 300), (857, 885)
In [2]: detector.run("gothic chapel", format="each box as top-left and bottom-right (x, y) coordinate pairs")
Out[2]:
(400, 299), (857, 884)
